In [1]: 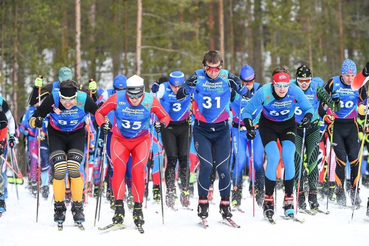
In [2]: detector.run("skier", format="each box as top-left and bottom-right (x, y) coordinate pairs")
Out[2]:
(292, 65), (340, 212)
(19, 103), (51, 199)
(0, 95), (17, 214)
(29, 80), (98, 227)
(177, 50), (250, 222)
(242, 65), (313, 220)
(230, 64), (264, 208)
(151, 71), (192, 208)
(95, 75), (170, 229)
(320, 59), (366, 207)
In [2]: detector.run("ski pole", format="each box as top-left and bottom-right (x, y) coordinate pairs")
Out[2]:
(0, 155), (23, 178)
(250, 139), (255, 217)
(295, 127), (306, 214)
(94, 127), (107, 227)
(157, 132), (165, 224)
(36, 77), (42, 223)
(326, 119), (335, 211)
(351, 94), (369, 220)
(9, 145), (19, 203)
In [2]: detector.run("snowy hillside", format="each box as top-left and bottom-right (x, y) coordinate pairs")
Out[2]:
(1, 181), (369, 246)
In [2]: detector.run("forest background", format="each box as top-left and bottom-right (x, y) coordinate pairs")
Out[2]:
(1, 0), (369, 126)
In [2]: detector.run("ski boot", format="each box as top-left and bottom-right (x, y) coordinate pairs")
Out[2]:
(71, 201), (85, 222)
(109, 193), (115, 210)
(197, 195), (209, 219)
(41, 186), (49, 199)
(207, 185), (214, 201)
(166, 188), (176, 208)
(112, 200), (125, 224)
(362, 175), (369, 188)
(308, 189), (319, 210)
(255, 188), (265, 207)
(298, 190), (307, 209)
(350, 186), (361, 208)
(345, 179), (352, 195)
(152, 185), (161, 204)
(231, 186), (242, 207)
(31, 181), (38, 197)
(335, 186), (346, 206)
(317, 182), (325, 200)
(54, 201), (67, 222)
(263, 195), (274, 217)
(219, 197), (233, 219)
(283, 194), (295, 217)
(93, 186), (99, 198)
(180, 187), (190, 207)
(328, 182), (336, 202)
(366, 198), (369, 217)
(133, 202), (145, 226)
(126, 191), (134, 210)
(0, 193), (6, 213)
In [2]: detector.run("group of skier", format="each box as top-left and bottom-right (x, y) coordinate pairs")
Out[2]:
(1, 50), (369, 231)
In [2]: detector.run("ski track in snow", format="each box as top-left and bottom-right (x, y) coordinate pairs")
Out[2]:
(1, 181), (369, 246)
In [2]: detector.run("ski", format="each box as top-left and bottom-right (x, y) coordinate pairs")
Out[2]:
(313, 208), (330, 215)
(299, 208), (316, 216)
(136, 224), (145, 234)
(221, 218), (240, 228)
(280, 215), (305, 224)
(181, 207), (193, 211)
(265, 216), (276, 225)
(57, 222), (63, 231)
(232, 207), (245, 213)
(98, 223), (126, 231)
(199, 218), (209, 228)
(75, 222), (85, 230)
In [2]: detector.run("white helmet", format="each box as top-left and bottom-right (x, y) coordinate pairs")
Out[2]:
(126, 75), (144, 98)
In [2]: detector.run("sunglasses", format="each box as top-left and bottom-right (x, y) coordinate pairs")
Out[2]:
(205, 65), (221, 73)
(59, 92), (77, 101)
(273, 82), (290, 88)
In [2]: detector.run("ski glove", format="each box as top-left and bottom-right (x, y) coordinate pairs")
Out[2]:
(154, 122), (165, 133)
(35, 75), (43, 87)
(323, 114), (334, 124)
(300, 113), (313, 128)
(89, 79), (97, 90)
(331, 93), (340, 103)
(30, 117), (44, 128)
(151, 83), (160, 93)
(101, 121), (112, 134)
(8, 135), (16, 148)
(363, 62), (369, 77)
(246, 128), (256, 140)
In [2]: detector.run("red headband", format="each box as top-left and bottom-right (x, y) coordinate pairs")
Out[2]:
(272, 73), (290, 84)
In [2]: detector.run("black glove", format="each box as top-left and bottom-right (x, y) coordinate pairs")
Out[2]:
(154, 122), (165, 133)
(8, 136), (16, 148)
(101, 121), (112, 134)
(331, 93), (340, 103)
(35, 117), (44, 128)
(300, 113), (313, 128)
(363, 62), (369, 77)
(246, 128), (256, 140)
(0, 141), (4, 155)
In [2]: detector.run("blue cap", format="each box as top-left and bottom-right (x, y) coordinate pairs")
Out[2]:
(113, 75), (127, 90)
(341, 59), (357, 75)
(240, 65), (255, 82)
(169, 71), (185, 86)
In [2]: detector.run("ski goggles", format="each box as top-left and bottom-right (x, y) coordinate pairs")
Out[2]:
(297, 77), (312, 86)
(205, 65), (222, 73)
(126, 86), (144, 99)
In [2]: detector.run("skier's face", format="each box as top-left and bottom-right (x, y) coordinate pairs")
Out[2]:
(342, 74), (356, 85)
(204, 61), (221, 79)
(273, 82), (290, 97)
(128, 96), (143, 106)
(297, 78), (311, 91)
(242, 80), (254, 91)
(169, 84), (181, 94)
(60, 98), (76, 109)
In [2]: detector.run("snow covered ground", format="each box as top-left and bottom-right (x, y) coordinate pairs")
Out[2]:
(1, 181), (369, 246)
